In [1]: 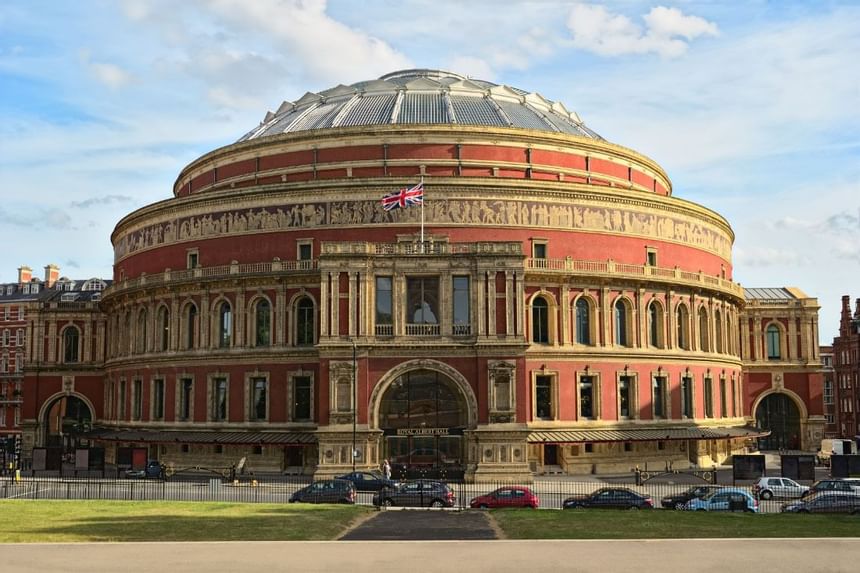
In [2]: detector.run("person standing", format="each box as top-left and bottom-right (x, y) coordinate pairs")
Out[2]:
(382, 458), (391, 480)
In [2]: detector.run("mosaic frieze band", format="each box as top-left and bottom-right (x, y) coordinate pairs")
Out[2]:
(115, 196), (732, 263)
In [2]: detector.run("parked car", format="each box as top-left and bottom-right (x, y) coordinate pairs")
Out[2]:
(289, 479), (356, 504)
(781, 493), (860, 514)
(124, 460), (165, 479)
(801, 478), (860, 499)
(335, 471), (399, 492)
(563, 487), (653, 510)
(753, 477), (809, 500)
(660, 485), (722, 510)
(470, 486), (539, 509)
(372, 480), (456, 507)
(684, 488), (758, 512)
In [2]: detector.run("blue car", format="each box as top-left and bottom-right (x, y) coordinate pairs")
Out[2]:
(124, 460), (165, 479)
(684, 488), (758, 512)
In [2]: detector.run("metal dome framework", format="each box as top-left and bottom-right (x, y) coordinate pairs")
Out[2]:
(238, 69), (604, 142)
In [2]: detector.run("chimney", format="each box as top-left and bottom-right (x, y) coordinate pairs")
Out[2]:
(17, 266), (32, 284)
(840, 295), (852, 336)
(44, 264), (60, 288)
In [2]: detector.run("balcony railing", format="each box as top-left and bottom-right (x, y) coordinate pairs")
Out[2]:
(375, 324), (393, 337)
(106, 259), (319, 296)
(525, 257), (743, 297)
(405, 323), (441, 336)
(322, 241), (522, 256)
(452, 324), (472, 336)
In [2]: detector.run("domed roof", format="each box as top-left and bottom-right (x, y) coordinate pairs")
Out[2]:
(238, 69), (603, 142)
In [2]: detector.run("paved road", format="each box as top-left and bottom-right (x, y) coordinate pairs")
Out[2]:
(0, 476), (800, 512)
(341, 509), (496, 540)
(4, 539), (860, 573)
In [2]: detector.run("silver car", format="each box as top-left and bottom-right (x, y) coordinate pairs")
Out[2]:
(753, 477), (809, 500)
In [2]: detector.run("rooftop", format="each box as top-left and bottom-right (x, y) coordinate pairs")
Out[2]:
(238, 69), (604, 142)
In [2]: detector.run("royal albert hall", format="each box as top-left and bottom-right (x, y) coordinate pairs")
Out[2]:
(36, 69), (765, 481)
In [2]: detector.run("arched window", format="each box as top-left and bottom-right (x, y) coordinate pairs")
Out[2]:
(184, 303), (197, 350)
(676, 304), (690, 350)
(575, 298), (591, 345)
(124, 312), (131, 355)
(158, 306), (170, 351)
(648, 301), (663, 348)
(726, 314), (734, 355)
(255, 299), (271, 346)
(715, 311), (723, 354)
(766, 324), (781, 360)
(136, 309), (148, 354)
(614, 300), (629, 346)
(63, 326), (80, 363)
(296, 297), (315, 346)
(532, 297), (549, 344)
(218, 301), (232, 348)
(698, 308), (710, 352)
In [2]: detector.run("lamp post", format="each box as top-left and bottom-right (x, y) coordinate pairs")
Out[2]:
(352, 340), (357, 472)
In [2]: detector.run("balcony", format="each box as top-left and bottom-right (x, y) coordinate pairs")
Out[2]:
(106, 259), (319, 296)
(405, 323), (441, 336)
(525, 257), (743, 298)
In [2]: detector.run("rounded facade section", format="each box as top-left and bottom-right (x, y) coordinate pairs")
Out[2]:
(101, 70), (748, 480)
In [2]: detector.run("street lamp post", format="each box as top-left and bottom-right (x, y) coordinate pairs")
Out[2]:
(352, 340), (357, 472)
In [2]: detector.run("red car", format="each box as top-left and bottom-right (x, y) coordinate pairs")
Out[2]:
(470, 486), (540, 509)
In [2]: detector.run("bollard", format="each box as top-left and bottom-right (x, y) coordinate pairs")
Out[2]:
(15, 469), (21, 482)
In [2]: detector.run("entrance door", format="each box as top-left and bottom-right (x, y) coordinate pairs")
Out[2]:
(544, 444), (558, 465)
(755, 393), (801, 450)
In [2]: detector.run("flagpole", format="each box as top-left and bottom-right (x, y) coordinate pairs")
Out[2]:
(420, 175), (425, 253)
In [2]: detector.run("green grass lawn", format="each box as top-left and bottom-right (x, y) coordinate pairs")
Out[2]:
(0, 500), (371, 543)
(492, 509), (860, 539)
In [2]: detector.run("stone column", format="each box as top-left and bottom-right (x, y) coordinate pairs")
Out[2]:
(560, 285), (570, 346)
(477, 272), (487, 337)
(505, 271), (514, 336)
(514, 271), (525, 337)
(348, 272), (357, 337)
(276, 284), (286, 345)
(486, 271), (496, 337)
(788, 315), (798, 361)
(330, 272), (340, 338)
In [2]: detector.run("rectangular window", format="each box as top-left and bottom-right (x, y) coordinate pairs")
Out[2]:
(212, 377), (228, 421)
(704, 377), (714, 418)
(532, 242), (547, 259)
(825, 414), (834, 425)
(187, 250), (199, 269)
(535, 375), (553, 420)
(298, 241), (313, 261)
(179, 378), (193, 421)
(823, 380), (833, 405)
(681, 375), (694, 418)
(452, 276), (470, 335)
(293, 376), (312, 421)
(646, 248), (657, 266)
(580, 376), (594, 419)
(375, 276), (393, 335)
(119, 380), (127, 420)
(153, 379), (165, 420)
(406, 277), (440, 335)
(132, 379), (142, 420)
(250, 377), (267, 421)
(653, 376), (667, 418)
(618, 376), (632, 418)
(719, 378), (727, 417)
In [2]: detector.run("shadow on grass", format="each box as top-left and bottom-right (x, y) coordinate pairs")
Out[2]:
(0, 502), (371, 543)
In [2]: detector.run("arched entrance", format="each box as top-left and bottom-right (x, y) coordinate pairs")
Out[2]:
(378, 368), (470, 479)
(43, 395), (93, 456)
(755, 393), (801, 450)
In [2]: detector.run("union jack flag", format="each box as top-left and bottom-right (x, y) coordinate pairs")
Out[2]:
(381, 182), (424, 211)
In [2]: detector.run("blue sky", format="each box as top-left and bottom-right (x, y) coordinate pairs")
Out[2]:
(0, 0), (858, 342)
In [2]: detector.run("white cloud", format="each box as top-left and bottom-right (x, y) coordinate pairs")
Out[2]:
(447, 56), (496, 82)
(566, 3), (718, 58)
(79, 49), (134, 89)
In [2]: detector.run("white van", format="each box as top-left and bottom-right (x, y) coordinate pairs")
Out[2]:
(817, 439), (858, 466)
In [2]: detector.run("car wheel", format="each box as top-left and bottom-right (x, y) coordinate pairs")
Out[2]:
(430, 500), (445, 508)
(674, 502), (686, 510)
(760, 491), (773, 500)
(744, 508), (755, 513)
(627, 506), (640, 511)
(382, 499), (394, 507)
(696, 508), (706, 512)
(478, 504), (489, 509)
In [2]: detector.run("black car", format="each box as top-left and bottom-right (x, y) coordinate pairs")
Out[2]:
(781, 493), (860, 514)
(563, 487), (654, 510)
(372, 480), (456, 508)
(660, 485), (722, 510)
(335, 471), (399, 492)
(289, 479), (356, 504)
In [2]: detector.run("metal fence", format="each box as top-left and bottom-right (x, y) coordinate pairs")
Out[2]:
(3, 472), (858, 515)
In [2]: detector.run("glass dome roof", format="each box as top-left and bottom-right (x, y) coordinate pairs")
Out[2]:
(238, 69), (603, 142)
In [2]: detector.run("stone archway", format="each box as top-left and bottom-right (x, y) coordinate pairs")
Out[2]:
(40, 394), (94, 454)
(755, 392), (802, 450)
(370, 359), (477, 479)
